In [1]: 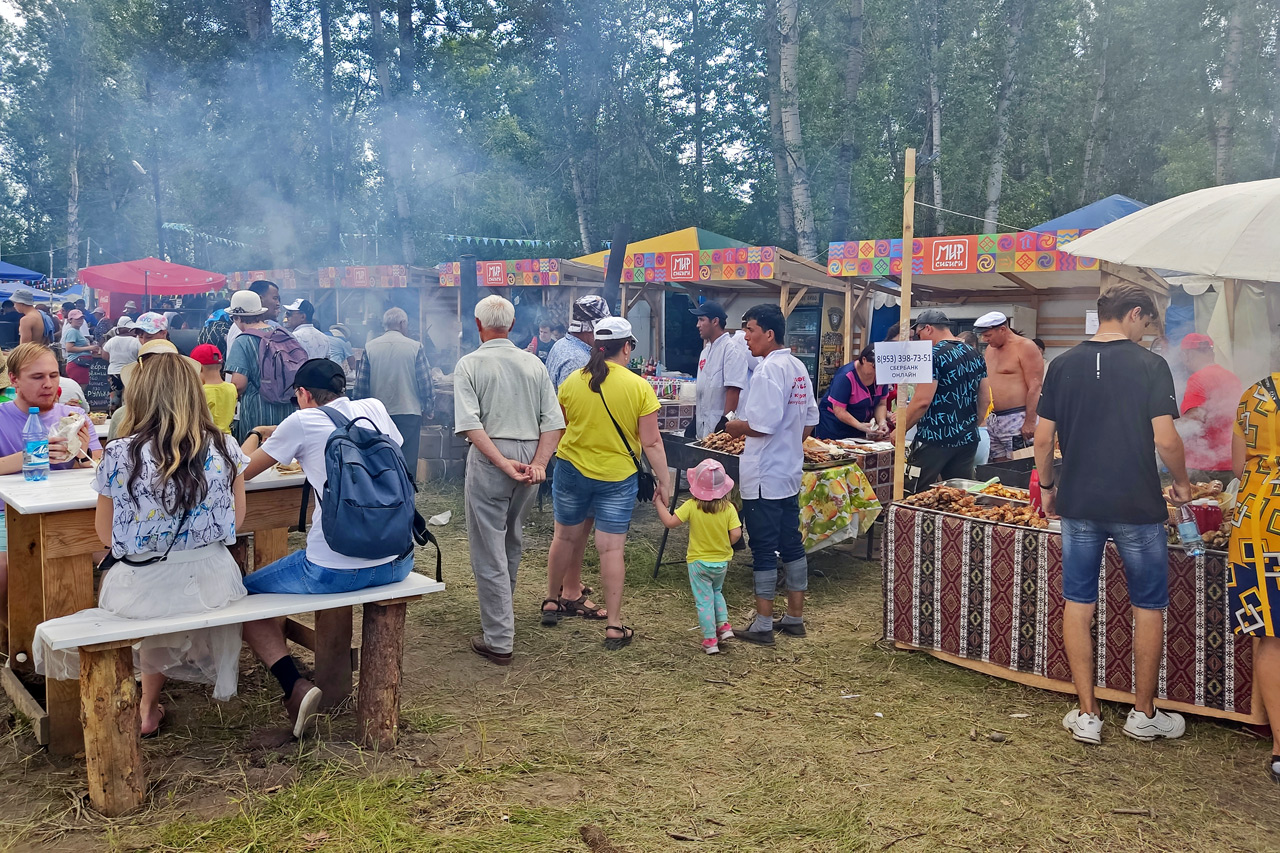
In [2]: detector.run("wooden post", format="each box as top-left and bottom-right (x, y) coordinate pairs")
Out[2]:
(357, 601), (406, 750)
(80, 645), (144, 816)
(253, 528), (289, 570)
(893, 148), (917, 504)
(45, 555), (94, 754)
(6, 508), (45, 676)
(314, 607), (353, 710)
(843, 283), (854, 366)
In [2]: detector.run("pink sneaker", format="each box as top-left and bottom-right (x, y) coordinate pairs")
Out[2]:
(701, 638), (720, 655)
(717, 623), (734, 641)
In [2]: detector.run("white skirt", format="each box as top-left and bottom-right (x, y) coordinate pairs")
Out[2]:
(34, 542), (248, 701)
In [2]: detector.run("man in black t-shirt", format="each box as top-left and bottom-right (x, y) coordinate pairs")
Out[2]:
(902, 309), (991, 490)
(1035, 284), (1193, 746)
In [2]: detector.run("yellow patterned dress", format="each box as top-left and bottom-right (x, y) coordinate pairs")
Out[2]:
(1228, 375), (1280, 637)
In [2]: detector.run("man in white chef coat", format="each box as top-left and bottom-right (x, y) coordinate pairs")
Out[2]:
(725, 303), (819, 646)
(690, 300), (750, 438)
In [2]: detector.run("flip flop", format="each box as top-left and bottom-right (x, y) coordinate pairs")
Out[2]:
(141, 705), (166, 739)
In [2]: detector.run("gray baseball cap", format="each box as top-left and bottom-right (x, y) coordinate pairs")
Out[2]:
(913, 308), (951, 328)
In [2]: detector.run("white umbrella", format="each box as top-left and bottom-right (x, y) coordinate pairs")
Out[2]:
(1063, 177), (1280, 281)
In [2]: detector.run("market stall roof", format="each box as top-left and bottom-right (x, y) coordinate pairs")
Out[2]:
(436, 257), (604, 288)
(0, 260), (45, 282)
(225, 266), (437, 290)
(80, 257), (225, 295)
(1031, 194), (1147, 232)
(575, 228), (843, 295)
(0, 283), (57, 302)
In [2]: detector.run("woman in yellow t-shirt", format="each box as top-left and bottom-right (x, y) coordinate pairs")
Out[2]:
(545, 318), (672, 650)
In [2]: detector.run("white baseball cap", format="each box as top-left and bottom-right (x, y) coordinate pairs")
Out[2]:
(593, 317), (634, 342)
(973, 311), (1009, 330)
(116, 315), (134, 329)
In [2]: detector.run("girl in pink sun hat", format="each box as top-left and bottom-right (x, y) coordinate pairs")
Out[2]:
(653, 459), (743, 654)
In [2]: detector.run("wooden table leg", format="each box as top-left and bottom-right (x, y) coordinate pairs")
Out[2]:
(80, 644), (144, 816)
(253, 528), (289, 571)
(6, 508), (45, 676)
(45, 554), (95, 754)
(357, 601), (406, 750)
(314, 607), (353, 710)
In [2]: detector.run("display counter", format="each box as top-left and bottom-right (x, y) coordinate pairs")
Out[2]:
(883, 502), (1261, 723)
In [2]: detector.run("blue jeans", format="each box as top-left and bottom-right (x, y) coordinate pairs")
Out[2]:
(552, 457), (637, 534)
(742, 495), (807, 596)
(1060, 518), (1169, 610)
(243, 550), (414, 595)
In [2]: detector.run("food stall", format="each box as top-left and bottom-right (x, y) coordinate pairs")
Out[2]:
(883, 480), (1257, 723)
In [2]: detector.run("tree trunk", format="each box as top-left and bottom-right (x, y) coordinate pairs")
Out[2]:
(66, 68), (82, 280)
(1079, 23), (1109, 205)
(692, 0), (704, 218)
(777, 0), (817, 257)
(764, 0), (796, 249)
(981, 0), (1027, 233)
(320, 0), (340, 252)
(368, 0), (415, 263)
(555, 29), (599, 253)
(926, 0), (943, 235)
(1214, 0), (1245, 185)
(396, 0), (415, 95)
(830, 0), (865, 241)
(145, 78), (166, 260)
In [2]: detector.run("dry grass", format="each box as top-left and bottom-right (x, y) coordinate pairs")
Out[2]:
(0, 481), (1277, 852)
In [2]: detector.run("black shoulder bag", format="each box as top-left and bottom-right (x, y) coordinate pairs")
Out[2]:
(595, 388), (657, 502)
(97, 511), (190, 572)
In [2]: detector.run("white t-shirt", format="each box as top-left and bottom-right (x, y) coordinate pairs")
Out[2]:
(291, 324), (332, 361)
(739, 347), (819, 500)
(695, 332), (751, 438)
(260, 397), (403, 570)
(102, 335), (140, 375)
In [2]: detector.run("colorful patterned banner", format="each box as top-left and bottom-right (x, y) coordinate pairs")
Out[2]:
(437, 258), (562, 288)
(225, 269), (302, 291)
(601, 246), (779, 284)
(827, 230), (1099, 278)
(883, 504), (1255, 719)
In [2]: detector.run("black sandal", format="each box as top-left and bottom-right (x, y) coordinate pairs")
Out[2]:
(603, 624), (634, 650)
(540, 598), (563, 627)
(560, 592), (608, 620)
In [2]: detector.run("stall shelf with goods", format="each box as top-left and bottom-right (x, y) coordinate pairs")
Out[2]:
(883, 491), (1259, 724)
(575, 228), (860, 390)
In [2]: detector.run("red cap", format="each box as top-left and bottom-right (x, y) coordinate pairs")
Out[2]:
(1179, 333), (1214, 350)
(190, 343), (223, 365)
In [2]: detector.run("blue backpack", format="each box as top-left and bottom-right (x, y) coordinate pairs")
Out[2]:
(298, 406), (440, 578)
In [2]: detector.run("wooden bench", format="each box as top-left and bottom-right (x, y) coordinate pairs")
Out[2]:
(34, 573), (445, 817)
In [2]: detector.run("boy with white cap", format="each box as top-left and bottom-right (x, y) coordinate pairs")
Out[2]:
(973, 310), (1043, 463)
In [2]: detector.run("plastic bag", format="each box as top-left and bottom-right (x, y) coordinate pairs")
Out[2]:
(49, 413), (86, 460)
(975, 426), (991, 466)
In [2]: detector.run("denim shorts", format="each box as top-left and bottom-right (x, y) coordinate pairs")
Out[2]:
(552, 458), (637, 534)
(242, 550), (414, 595)
(1060, 518), (1169, 610)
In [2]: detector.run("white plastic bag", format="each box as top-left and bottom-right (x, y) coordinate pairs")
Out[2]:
(975, 426), (991, 466)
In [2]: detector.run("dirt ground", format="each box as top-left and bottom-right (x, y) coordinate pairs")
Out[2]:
(0, 482), (1278, 852)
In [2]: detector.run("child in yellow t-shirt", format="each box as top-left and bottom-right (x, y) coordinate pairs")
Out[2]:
(191, 344), (237, 434)
(653, 459), (743, 654)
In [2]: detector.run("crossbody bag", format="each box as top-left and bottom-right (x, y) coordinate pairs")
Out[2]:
(595, 388), (657, 502)
(98, 511), (190, 572)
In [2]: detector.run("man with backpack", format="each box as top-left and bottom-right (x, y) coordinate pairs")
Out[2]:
(239, 358), (418, 738)
(225, 289), (309, 441)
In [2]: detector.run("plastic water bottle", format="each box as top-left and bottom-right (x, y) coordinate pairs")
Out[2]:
(1175, 505), (1205, 557)
(21, 407), (48, 482)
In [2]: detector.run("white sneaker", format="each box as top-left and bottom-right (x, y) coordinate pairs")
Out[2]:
(1123, 708), (1185, 741)
(1063, 709), (1103, 744)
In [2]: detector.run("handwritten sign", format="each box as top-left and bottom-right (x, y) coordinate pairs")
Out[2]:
(86, 359), (110, 411)
(875, 341), (933, 385)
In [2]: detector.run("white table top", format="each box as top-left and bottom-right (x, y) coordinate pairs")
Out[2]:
(0, 465), (306, 515)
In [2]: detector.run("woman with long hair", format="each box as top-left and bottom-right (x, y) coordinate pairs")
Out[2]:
(36, 352), (249, 737)
(543, 318), (671, 649)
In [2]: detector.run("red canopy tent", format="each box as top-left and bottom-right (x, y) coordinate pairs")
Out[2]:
(79, 258), (226, 308)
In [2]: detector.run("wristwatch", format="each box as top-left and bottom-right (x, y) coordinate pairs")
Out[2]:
(250, 429), (268, 444)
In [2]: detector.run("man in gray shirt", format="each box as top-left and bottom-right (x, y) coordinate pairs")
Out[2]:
(690, 301), (750, 437)
(355, 307), (434, 482)
(455, 295), (565, 665)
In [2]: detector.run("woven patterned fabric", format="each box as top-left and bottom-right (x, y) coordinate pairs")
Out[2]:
(884, 504), (1252, 716)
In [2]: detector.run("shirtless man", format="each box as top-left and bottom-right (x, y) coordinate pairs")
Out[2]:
(973, 311), (1044, 463)
(12, 289), (47, 345)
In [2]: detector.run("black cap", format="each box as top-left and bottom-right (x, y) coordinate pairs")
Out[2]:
(913, 308), (951, 327)
(292, 358), (346, 394)
(689, 301), (728, 325)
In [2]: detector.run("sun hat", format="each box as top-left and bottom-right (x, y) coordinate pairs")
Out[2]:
(11, 289), (35, 306)
(973, 311), (1009, 330)
(687, 458), (735, 501)
(569, 295), (611, 333)
(329, 323), (350, 338)
(592, 317), (634, 343)
(1179, 332), (1214, 350)
(228, 289), (268, 318)
(123, 300), (138, 310)
(190, 343), (224, 366)
(132, 312), (168, 335)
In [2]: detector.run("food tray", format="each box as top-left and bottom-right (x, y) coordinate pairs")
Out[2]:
(939, 479), (988, 491)
(802, 456), (863, 471)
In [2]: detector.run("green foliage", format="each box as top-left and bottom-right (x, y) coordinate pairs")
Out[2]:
(0, 0), (1276, 275)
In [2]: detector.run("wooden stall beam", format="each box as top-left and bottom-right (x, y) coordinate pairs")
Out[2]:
(999, 273), (1040, 293)
(893, 148), (918, 504)
(783, 286), (810, 317)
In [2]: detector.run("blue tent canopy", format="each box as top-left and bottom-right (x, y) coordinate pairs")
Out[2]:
(1032, 194), (1147, 233)
(0, 260), (46, 283)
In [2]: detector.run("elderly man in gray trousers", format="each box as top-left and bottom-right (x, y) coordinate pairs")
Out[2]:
(454, 295), (565, 664)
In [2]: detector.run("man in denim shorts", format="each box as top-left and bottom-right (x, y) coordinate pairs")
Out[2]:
(1035, 284), (1193, 745)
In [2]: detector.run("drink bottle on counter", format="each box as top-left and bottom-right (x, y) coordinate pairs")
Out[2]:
(1175, 504), (1205, 557)
(21, 407), (48, 482)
